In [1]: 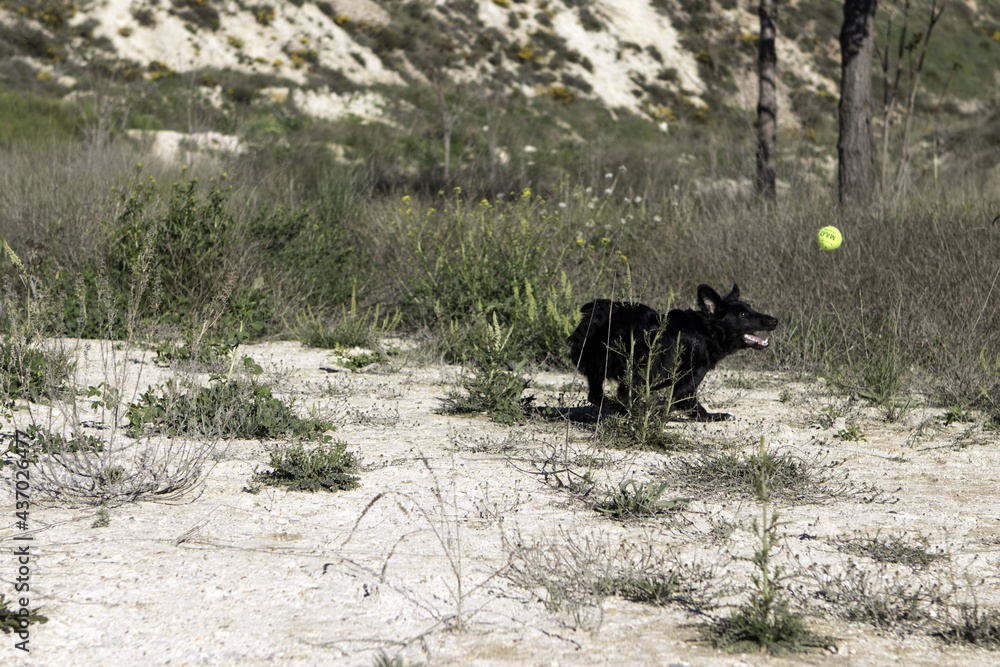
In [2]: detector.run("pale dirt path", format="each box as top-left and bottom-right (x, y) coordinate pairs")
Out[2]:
(2, 340), (999, 665)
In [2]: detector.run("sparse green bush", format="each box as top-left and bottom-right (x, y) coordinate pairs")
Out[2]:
(669, 449), (810, 499)
(612, 573), (681, 605)
(0, 242), (75, 399)
(594, 326), (694, 452)
(91, 504), (111, 528)
(445, 313), (531, 425)
(595, 479), (689, 518)
(0, 341), (73, 401)
(704, 438), (833, 655)
(836, 425), (866, 441)
(127, 356), (332, 439)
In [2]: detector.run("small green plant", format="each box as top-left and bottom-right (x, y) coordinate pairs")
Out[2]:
(704, 437), (833, 654)
(152, 338), (232, 367)
(328, 344), (400, 371)
(99, 465), (126, 486)
(372, 649), (422, 667)
(446, 313), (531, 424)
(818, 404), (842, 429)
(940, 402), (976, 426)
(251, 440), (360, 492)
(836, 425), (866, 441)
(0, 341), (74, 401)
(595, 479), (689, 518)
(0, 593), (47, 634)
(613, 573), (681, 605)
(597, 329), (693, 452)
(91, 504), (111, 528)
(666, 447), (830, 502)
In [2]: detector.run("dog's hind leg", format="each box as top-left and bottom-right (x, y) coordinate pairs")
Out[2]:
(587, 378), (606, 407)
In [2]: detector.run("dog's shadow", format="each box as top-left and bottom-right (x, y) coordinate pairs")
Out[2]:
(525, 403), (602, 424)
(524, 401), (702, 425)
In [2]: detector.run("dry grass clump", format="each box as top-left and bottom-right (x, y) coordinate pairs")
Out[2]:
(834, 531), (948, 569)
(659, 445), (888, 504)
(26, 435), (218, 506)
(806, 556), (1000, 649)
(502, 526), (718, 629)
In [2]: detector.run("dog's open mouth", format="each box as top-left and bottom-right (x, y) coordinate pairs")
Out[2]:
(743, 333), (770, 349)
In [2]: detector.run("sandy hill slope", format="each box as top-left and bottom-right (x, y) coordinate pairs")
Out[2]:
(1, 0), (858, 126)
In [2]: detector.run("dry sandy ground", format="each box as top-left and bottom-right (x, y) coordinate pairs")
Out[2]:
(2, 339), (1000, 666)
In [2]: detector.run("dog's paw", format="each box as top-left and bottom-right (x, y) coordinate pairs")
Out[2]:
(700, 411), (735, 422)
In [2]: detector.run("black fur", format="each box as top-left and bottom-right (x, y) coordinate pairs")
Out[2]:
(567, 284), (778, 421)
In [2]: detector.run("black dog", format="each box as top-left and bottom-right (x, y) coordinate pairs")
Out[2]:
(568, 284), (778, 421)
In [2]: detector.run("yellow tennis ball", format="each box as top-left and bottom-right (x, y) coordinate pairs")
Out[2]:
(817, 225), (842, 251)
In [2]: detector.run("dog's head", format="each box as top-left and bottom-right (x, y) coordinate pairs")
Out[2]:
(698, 283), (778, 350)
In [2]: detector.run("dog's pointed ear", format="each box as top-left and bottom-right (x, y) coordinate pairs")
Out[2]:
(697, 284), (723, 315)
(726, 283), (740, 301)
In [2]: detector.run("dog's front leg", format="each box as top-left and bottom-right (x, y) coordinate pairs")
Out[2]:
(674, 395), (735, 422)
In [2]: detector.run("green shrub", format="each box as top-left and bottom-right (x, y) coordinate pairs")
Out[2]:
(128, 357), (331, 439)
(0, 241), (75, 398)
(251, 440), (360, 492)
(390, 189), (617, 364)
(704, 438), (833, 654)
(595, 326), (694, 452)
(613, 573), (682, 606)
(21, 424), (104, 455)
(0, 342), (73, 401)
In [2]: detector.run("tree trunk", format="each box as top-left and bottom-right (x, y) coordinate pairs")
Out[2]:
(838, 0), (878, 205)
(431, 77), (454, 185)
(756, 0), (778, 201)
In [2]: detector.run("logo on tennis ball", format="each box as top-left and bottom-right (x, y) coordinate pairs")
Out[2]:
(817, 226), (842, 251)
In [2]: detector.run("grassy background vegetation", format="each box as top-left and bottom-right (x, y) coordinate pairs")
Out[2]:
(2, 128), (997, 414)
(1, 0), (999, 416)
